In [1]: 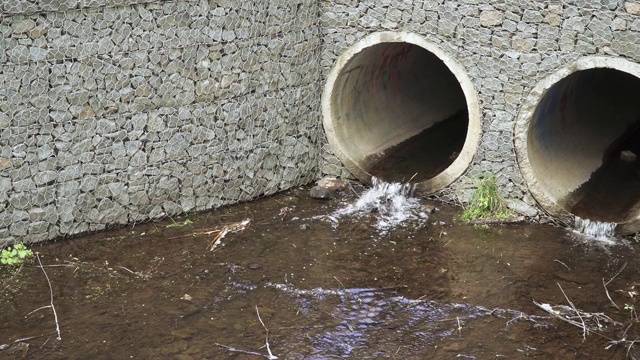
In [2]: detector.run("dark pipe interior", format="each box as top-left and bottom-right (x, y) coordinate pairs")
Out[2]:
(368, 109), (468, 183)
(528, 68), (640, 224)
(330, 42), (469, 183)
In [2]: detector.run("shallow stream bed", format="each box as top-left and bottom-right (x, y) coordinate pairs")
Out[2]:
(2, 185), (640, 359)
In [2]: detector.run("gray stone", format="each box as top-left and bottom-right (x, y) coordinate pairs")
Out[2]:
(620, 150), (637, 162)
(13, 19), (36, 34)
(310, 186), (333, 200)
(28, 221), (49, 235)
(480, 10), (503, 27)
(9, 221), (29, 236)
(506, 199), (538, 217)
(13, 178), (34, 192)
(29, 47), (47, 61)
(625, 2), (640, 14)
(9, 192), (31, 210)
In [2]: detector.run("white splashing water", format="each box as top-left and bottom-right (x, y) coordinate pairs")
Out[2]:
(330, 177), (428, 234)
(574, 217), (617, 243)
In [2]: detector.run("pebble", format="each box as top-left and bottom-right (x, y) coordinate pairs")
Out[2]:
(620, 150), (637, 163)
(310, 186), (334, 200)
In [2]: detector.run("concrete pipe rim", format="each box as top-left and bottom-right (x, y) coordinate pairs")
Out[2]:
(321, 31), (482, 194)
(515, 56), (640, 233)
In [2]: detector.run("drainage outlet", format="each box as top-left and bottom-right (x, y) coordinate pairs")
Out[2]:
(322, 32), (481, 194)
(515, 57), (640, 234)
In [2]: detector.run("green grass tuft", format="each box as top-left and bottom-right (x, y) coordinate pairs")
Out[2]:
(461, 175), (511, 222)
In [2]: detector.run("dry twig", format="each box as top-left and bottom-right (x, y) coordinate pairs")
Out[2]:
(32, 253), (62, 340)
(209, 219), (251, 251)
(553, 259), (570, 270)
(605, 262), (627, 287)
(557, 282), (587, 340)
(256, 306), (278, 360)
(602, 277), (621, 311)
(213, 343), (264, 357)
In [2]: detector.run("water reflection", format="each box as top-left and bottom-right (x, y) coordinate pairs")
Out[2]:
(269, 283), (549, 359)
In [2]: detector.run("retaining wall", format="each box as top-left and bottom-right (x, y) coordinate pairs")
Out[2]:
(0, 0), (322, 245)
(4, 0), (640, 244)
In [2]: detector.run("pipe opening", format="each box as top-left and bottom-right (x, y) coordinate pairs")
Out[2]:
(521, 61), (640, 232)
(322, 32), (480, 193)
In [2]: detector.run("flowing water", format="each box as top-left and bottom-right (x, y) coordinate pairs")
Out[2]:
(327, 177), (426, 235)
(2, 182), (640, 359)
(574, 217), (618, 244)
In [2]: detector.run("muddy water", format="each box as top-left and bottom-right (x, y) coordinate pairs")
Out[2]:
(2, 185), (640, 359)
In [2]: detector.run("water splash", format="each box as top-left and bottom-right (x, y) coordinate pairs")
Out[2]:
(330, 177), (428, 234)
(574, 217), (617, 243)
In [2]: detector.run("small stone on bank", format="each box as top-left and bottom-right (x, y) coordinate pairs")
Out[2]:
(421, 204), (437, 214)
(310, 185), (334, 200)
(620, 150), (637, 163)
(316, 177), (349, 191)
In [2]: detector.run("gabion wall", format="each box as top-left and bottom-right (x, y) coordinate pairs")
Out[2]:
(5, 0), (640, 244)
(319, 0), (640, 217)
(0, 0), (322, 245)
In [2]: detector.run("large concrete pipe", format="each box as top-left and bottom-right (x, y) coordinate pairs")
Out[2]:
(322, 32), (481, 193)
(515, 57), (640, 234)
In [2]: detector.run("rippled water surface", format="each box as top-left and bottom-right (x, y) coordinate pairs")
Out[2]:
(2, 184), (640, 359)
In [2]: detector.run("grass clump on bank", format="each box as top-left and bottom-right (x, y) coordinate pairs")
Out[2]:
(1, 243), (33, 268)
(461, 175), (511, 222)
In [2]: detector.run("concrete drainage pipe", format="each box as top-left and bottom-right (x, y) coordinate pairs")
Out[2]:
(322, 32), (481, 194)
(515, 57), (640, 234)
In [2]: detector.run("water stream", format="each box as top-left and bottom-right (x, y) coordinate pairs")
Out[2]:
(2, 185), (640, 359)
(573, 216), (618, 243)
(329, 177), (428, 235)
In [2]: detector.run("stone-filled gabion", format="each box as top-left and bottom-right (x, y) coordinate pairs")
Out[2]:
(5, 0), (640, 244)
(320, 0), (640, 217)
(0, 0), (322, 245)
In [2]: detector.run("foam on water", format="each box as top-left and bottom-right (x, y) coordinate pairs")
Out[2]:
(573, 216), (617, 244)
(331, 177), (427, 234)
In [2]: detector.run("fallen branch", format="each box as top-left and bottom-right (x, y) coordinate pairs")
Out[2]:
(213, 343), (264, 357)
(32, 253), (62, 341)
(209, 219), (251, 251)
(605, 262), (627, 287)
(602, 277), (620, 311)
(469, 216), (526, 225)
(118, 266), (151, 280)
(212, 306), (278, 359)
(533, 295), (620, 341)
(553, 259), (570, 271)
(557, 282), (588, 340)
(0, 336), (42, 351)
(256, 306), (278, 360)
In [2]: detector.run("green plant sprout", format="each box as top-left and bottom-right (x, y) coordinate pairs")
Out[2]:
(1, 243), (34, 266)
(461, 175), (511, 222)
(166, 218), (193, 228)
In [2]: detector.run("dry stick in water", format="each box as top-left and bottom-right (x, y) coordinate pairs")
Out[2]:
(602, 278), (621, 311)
(212, 343), (264, 357)
(256, 305), (278, 360)
(32, 253), (62, 340)
(557, 282), (587, 340)
(605, 262), (627, 287)
(603, 262), (627, 311)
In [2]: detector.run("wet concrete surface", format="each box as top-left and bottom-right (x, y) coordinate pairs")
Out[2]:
(1, 184), (640, 359)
